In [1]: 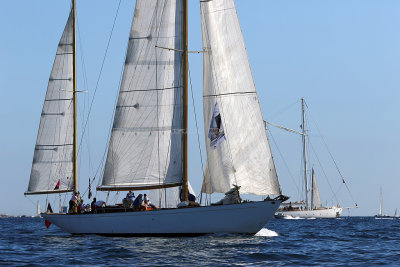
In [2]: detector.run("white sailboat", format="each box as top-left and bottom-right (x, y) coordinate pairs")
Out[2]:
(375, 188), (391, 219)
(274, 99), (342, 219)
(36, 201), (41, 218)
(25, 0), (285, 235)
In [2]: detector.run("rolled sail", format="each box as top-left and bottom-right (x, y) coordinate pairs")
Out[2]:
(26, 10), (74, 194)
(200, 0), (281, 195)
(101, 0), (184, 190)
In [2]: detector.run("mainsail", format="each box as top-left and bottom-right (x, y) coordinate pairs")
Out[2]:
(311, 169), (322, 209)
(26, 10), (75, 195)
(200, 0), (281, 195)
(101, 0), (184, 190)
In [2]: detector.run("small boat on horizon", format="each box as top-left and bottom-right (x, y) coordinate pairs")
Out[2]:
(374, 188), (395, 219)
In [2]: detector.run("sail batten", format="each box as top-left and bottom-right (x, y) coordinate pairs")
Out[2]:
(101, 0), (184, 188)
(27, 10), (75, 195)
(200, 0), (281, 196)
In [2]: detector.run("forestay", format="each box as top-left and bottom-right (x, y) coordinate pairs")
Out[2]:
(101, 0), (184, 189)
(27, 10), (75, 194)
(200, 0), (281, 195)
(311, 169), (322, 209)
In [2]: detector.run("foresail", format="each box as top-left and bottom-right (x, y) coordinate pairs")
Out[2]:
(27, 10), (74, 194)
(101, 0), (184, 189)
(311, 169), (322, 209)
(200, 0), (281, 195)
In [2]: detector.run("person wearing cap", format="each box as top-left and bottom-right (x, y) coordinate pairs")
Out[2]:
(144, 194), (158, 209)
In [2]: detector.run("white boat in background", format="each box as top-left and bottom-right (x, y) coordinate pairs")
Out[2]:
(374, 188), (392, 219)
(272, 99), (348, 219)
(36, 201), (41, 218)
(25, 0), (285, 235)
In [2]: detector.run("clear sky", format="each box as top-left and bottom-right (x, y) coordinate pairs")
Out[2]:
(0, 0), (399, 216)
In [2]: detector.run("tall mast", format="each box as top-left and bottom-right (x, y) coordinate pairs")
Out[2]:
(181, 0), (189, 201)
(301, 98), (309, 210)
(72, 0), (78, 192)
(379, 187), (382, 216)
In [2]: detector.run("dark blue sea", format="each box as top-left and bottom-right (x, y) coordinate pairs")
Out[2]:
(1, 216), (399, 266)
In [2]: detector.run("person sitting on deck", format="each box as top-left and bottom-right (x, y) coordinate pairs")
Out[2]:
(77, 198), (84, 213)
(91, 198), (97, 213)
(92, 199), (106, 213)
(122, 191), (135, 208)
(69, 192), (78, 213)
(126, 191), (135, 200)
(143, 194), (158, 210)
(133, 194), (145, 211)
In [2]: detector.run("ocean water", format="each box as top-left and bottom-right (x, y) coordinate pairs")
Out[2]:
(1, 216), (399, 266)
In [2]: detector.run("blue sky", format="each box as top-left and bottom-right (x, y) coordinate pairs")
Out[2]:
(0, 0), (399, 216)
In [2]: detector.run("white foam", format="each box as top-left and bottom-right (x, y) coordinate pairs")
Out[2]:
(284, 216), (303, 220)
(255, 228), (279, 237)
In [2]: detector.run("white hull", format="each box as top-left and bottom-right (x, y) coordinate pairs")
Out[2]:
(275, 206), (342, 219)
(42, 200), (280, 235)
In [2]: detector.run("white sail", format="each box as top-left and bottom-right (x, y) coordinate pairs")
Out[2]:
(101, 0), (184, 189)
(200, 0), (281, 195)
(311, 169), (322, 209)
(27, 10), (74, 194)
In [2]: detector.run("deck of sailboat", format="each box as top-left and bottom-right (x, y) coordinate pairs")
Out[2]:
(45, 198), (281, 216)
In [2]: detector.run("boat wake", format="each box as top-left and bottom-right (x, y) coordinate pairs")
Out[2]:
(255, 228), (279, 237)
(285, 216), (303, 220)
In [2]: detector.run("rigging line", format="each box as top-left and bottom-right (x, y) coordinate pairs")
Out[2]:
(268, 129), (300, 194)
(331, 183), (344, 205)
(188, 61), (205, 180)
(304, 101), (358, 206)
(77, 0), (122, 157)
(308, 139), (339, 204)
(268, 99), (301, 121)
(86, 0), (128, 189)
(90, 46), (125, 189)
(77, 12), (95, 179)
(24, 195), (37, 208)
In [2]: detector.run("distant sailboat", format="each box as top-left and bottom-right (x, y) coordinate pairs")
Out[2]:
(36, 201), (41, 218)
(375, 188), (391, 219)
(273, 98), (343, 219)
(25, 0), (286, 235)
